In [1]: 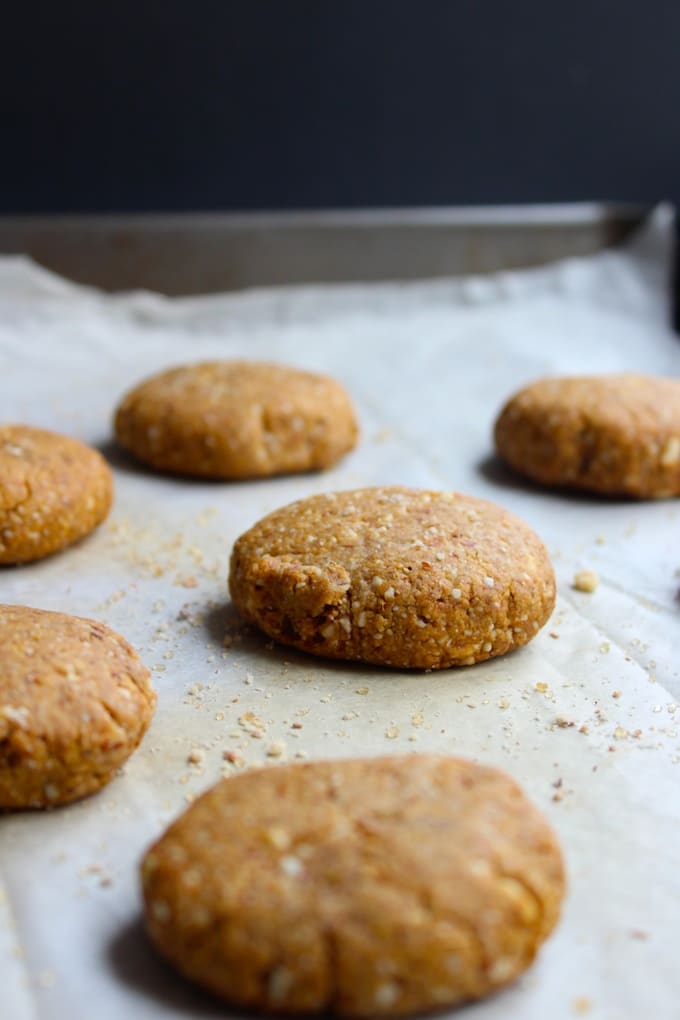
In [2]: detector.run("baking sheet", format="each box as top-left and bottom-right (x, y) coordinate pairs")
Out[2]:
(1, 208), (679, 1020)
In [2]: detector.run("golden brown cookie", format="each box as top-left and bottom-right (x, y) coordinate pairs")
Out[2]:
(494, 374), (680, 498)
(0, 605), (156, 808)
(0, 424), (113, 564)
(229, 486), (555, 669)
(114, 361), (358, 478)
(142, 754), (565, 1016)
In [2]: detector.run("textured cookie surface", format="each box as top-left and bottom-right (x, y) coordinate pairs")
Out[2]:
(0, 425), (113, 564)
(0, 605), (156, 808)
(494, 374), (680, 497)
(142, 754), (565, 1017)
(114, 361), (358, 478)
(229, 486), (555, 669)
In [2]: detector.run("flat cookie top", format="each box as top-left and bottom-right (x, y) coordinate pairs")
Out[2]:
(0, 605), (156, 807)
(494, 373), (680, 497)
(0, 424), (113, 563)
(114, 360), (358, 478)
(229, 486), (555, 668)
(142, 754), (564, 1016)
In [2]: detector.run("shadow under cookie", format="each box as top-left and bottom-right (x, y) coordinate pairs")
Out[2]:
(107, 917), (226, 1017)
(205, 602), (437, 680)
(476, 454), (640, 505)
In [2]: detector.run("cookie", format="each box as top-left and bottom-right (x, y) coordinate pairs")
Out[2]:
(114, 361), (358, 478)
(142, 754), (565, 1016)
(229, 486), (555, 669)
(0, 424), (113, 564)
(0, 605), (156, 808)
(494, 374), (680, 498)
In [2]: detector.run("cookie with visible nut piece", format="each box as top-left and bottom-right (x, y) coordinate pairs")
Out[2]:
(0, 605), (156, 808)
(229, 486), (555, 669)
(141, 754), (565, 1017)
(494, 374), (680, 498)
(114, 361), (358, 478)
(0, 424), (113, 564)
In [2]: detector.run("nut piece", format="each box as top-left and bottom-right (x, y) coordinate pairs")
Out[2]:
(141, 754), (565, 1016)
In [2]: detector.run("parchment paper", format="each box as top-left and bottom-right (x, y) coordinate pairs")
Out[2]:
(1, 209), (679, 1020)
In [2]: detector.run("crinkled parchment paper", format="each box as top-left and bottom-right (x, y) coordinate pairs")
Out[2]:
(0, 209), (679, 1020)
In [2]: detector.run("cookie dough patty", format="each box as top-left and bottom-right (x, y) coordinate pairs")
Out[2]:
(142, 754), (565, 1016)
(0, 605), (156, 808)
(114, 361), (358, 478)
(494, 374), (680, 497)
(229, 486), (555, 669)
(0, 424), (113, 564)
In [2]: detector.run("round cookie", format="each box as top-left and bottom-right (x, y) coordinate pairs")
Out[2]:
(114, 361), (359, 478)
(142, 754), (565, 1016)
(494, 373), (680, 498)
(0, 605), (156, 808)
(0, 424), (113, 564)
(229, 486), (555, 669)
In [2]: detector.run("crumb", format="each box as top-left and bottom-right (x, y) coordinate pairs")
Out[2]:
(222, 749), (244, 766)
(187, 748), (205, 765)
(239, 711), (266, 738)
(175, 575), (198, 589)
(385, 725), (400, 739)
(573, 569), (599, 593)
(267, 740), (287, 758)
(572, 996), (591, 1014)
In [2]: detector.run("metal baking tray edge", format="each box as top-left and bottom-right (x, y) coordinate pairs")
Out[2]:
(0, 203), (648, 296)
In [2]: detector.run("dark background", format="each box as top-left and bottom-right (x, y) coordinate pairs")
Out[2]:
(3, 1), (680, 214)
